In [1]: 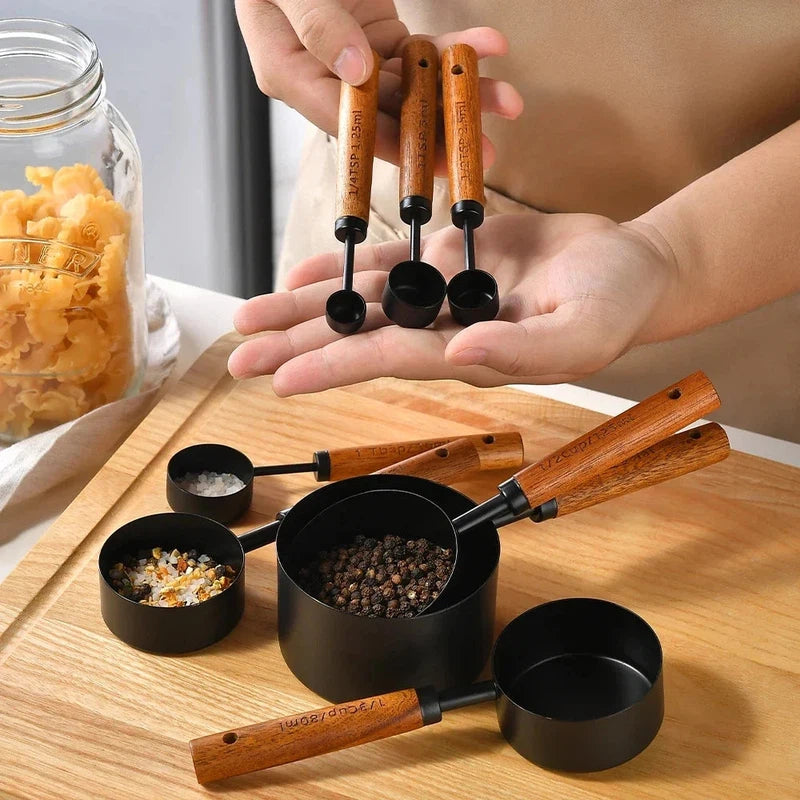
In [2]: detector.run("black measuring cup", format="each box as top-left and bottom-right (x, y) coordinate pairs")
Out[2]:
(99, 438), (505, 654)
(165, 432), (523, 524)
(282, 372), (724, 620)
(382, 40), (447, 328)
(441, 43), (499, 326)
(326, 49), (380, 335)
(191, 598), (664, 782)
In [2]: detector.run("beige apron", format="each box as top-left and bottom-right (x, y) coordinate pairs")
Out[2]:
(277, 1), (800, 442)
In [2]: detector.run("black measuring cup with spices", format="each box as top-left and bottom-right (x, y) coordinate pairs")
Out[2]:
(191, 598), (665, 782)
(99, 437), (515, 654)
(166, 431), (523, 524)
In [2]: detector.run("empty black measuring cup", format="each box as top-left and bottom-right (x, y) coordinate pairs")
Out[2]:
(382, 39), (447, 328)
(282, 372), (723, 620)
(190, 597), (664, 782)
(441, 43), (499, 326)
(326, 49), (380, 335)
(166, 432), (524, 524)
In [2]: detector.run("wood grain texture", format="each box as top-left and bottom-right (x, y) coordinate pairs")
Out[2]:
(376, 437), (481, 482)
(191, 689), (424, 784)
(0, 333), (798, 799)
(442, 43), (485, 206)
(555, 423), (730, 517)
(514, 371), (721, 509)
(336, 49), (380, 223)
(399, 39), (438, 203)
(325, 431), (523, 480)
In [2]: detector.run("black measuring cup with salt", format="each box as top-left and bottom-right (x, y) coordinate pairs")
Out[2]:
(99, 437), (517, 654)
(325, 50), (380, 335)
(192, 597), (664, 781)
(166, 432), (522, 524)
(381, 40), (447, 328)
(282, 372), (723, 622)
(441, 43), (499, 326)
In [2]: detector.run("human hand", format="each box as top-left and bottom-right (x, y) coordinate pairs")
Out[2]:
(234, 0), (522, 169)
(228, 212), (680, 393)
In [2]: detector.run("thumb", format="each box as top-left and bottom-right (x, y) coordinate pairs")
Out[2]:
(444, 307), (619, 379)
(275, 0), (373, 84)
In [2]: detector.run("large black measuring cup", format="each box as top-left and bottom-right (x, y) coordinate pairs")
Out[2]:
(191, 597), (664, 782)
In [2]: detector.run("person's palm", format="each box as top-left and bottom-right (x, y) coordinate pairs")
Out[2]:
(229, 213), (677, 393)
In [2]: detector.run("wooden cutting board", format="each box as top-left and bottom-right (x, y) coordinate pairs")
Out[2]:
(0, 332), (798, 799)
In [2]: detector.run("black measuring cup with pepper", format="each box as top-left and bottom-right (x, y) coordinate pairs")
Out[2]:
(441, 43), (499, 325)
(326, 50), (380, 334)
(99, 437), (514, 654)
(381, 39), (447, 328)
(166, 432), (523, 524)
(276, 416), (727, 701)
(191, 598), (664, 782)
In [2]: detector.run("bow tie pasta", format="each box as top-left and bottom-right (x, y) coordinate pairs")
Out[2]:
(0, 164), (135, 440)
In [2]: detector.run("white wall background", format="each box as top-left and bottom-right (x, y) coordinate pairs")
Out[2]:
(5, 0), (306, 295)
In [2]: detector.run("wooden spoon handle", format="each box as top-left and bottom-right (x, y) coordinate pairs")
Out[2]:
(190, 689), (427, 783)
(336, 49), (380, 225)
(375, 437), (480, 483)
(551, 422), (730, 517)
(323, 431), (523, 480)
(399, 39), (438, 206)
(510, 372), (721, 511)
(441, 43), (484, 207)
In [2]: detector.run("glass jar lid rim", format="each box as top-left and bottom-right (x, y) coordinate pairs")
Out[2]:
(0, 17), (99, 101)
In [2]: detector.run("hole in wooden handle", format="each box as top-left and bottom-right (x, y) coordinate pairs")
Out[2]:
(668, 388), (682, 400)
(222, 732), (238, 745)
(451, 64), (463, 75)
(418, 58), (429, 68)
(689, 430), (702, 439)
(436, 448), (449, 458)
(482, 435), (495, 444)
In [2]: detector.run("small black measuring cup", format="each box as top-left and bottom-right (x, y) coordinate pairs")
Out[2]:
(382, 40), (447, 328)
(441, 43), (499, 326)
(99, 438), (501, 654)
(166, 432), (524, 524)
(282, 372), (724, 619)
(190, 598), (664, 782)
(326, 50), (380, 335)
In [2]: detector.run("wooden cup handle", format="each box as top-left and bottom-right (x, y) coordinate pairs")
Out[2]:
(375, 437), (481, 483)
(553, 422), (730, 517)
(442, 43), (484, 207)
(324, 431), (523, 480)
(190, 689), (425, 784)
(511, 371), (721, 510)
(336, 49), (380, 223)
(399, 39), (438, 204)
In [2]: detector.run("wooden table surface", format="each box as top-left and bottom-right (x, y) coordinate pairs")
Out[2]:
(0, 333), (798, 799)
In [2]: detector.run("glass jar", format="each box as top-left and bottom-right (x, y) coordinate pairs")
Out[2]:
(0, 18), (146, 442)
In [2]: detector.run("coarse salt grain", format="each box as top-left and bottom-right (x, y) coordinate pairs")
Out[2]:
(175, 470), (245, 497)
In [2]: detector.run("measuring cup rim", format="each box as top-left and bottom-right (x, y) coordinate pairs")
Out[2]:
(489, 597), (664, 721)
(98, 511), (247, 611)
(387, 260), (447, 309)
(274, 478), (500, 622)
(167, 443), (256, 499)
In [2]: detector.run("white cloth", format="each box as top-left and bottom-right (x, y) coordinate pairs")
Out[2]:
(0, 277), (179, 514)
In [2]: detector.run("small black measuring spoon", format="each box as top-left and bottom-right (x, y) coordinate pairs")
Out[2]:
(326, 49), (380, 335)
(441, 43), (499, 326)
(166, 432), (523, 524)
(191, 598), (664, 781)
(381, 39), (447, 328)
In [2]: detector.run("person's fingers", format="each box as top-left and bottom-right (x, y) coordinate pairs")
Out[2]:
(272, 0), (372, 85)
(444, 303), (625, 379)
(284, 239), (411, 290)
(234, 270), (390, 334)
(479, 79), (524, 119)
(393, 27), (509, 60)
(270, 324), (499, 395)
(229, 301), (391, 378)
